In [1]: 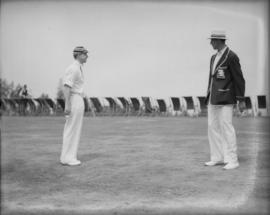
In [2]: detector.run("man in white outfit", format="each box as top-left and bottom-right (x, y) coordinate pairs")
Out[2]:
(204, 31), (246, 170)
(60, 46), (88, 166)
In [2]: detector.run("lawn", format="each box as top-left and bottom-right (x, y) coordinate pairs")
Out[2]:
(1, 116), (269, 215)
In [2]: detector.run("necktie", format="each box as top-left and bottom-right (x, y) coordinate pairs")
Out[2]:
(80, 66), (83, 78)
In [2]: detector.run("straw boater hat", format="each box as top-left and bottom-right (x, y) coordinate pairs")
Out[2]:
(73, 46), (88, 54)
(208, 30), (227, 40)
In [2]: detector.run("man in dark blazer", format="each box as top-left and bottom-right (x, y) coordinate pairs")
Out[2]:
(204, 30), (246, 170)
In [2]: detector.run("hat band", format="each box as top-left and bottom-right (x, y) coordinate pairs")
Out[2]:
(73, 46), (88, 53)
(210, 34), (226, 38)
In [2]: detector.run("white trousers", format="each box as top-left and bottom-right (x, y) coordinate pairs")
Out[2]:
(208, 104), (238, 164)
(60, 94), (84, 163)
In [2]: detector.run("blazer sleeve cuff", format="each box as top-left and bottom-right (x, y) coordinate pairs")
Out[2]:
(236, 96), (245, 102)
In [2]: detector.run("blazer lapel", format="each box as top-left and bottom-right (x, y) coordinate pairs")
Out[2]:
(213, 47), (230, 75)
(210, 55), (216, 75)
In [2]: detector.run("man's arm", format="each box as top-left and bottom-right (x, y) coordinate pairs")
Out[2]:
(63, 85), (72, 115)
(229, 54), (246, 111)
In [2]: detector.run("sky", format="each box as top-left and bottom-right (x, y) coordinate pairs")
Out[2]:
(0, 0), (269, 98)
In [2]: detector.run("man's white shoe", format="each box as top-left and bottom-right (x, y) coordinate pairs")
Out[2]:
(204, 161), (224, 166)
(223, 163), (239, 170)
(61, 160), (81, 166)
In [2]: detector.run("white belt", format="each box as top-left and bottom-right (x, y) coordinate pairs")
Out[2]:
(71, 92), (83, 97)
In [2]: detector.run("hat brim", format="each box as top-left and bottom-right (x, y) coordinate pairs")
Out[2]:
(208, 37), (227, 40)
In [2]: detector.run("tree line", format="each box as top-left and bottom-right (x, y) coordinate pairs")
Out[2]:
(0, 78), (53, 99)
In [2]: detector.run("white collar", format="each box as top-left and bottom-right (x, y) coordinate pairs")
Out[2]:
(74, 60), (83, 67)
(217, 46), (227, 56)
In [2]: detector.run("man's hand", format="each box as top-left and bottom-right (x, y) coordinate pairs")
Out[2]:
(64, 107), (71, 115)
(64, 102), (71, 115)
(238, 101), (246, 112)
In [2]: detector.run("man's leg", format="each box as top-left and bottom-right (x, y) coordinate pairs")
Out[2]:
(220, 105), (239, 169)
(67, 95), (84, 161)
(207, 105), (224, 163)
(60, 95), (84, 164)
(61, 112), (76, 163)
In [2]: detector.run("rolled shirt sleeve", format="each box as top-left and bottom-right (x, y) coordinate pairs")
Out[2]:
(62, 61), (84, 94)
(63, 69), (76, 88)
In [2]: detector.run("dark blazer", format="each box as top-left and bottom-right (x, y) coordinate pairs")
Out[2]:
(205, 47), (245, 105)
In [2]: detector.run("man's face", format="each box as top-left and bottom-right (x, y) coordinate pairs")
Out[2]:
(78, 53), (88, 64)
(210, 39), (219, 50)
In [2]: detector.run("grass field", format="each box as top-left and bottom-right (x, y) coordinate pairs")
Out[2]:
(1, 116), (270, 215)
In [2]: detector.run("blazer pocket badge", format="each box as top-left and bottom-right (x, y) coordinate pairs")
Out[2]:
(217, 69), (225, 79)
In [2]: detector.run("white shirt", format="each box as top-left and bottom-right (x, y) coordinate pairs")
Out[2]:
(212, 46), (227, 74)
(62, 61), (84, 94)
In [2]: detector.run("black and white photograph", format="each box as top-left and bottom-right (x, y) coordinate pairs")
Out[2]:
(1, 0), (269, 215)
